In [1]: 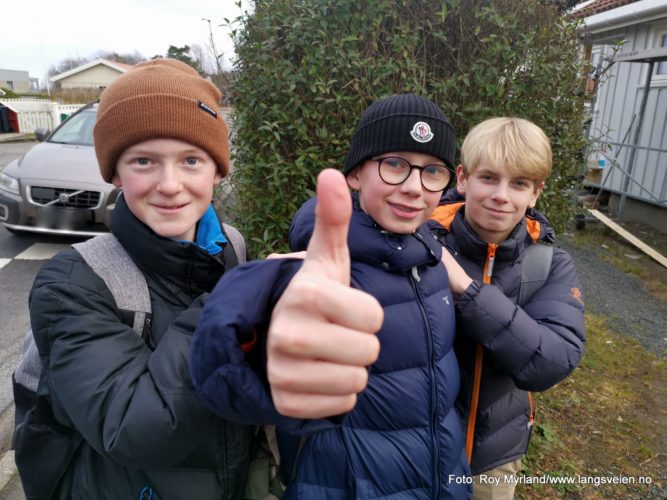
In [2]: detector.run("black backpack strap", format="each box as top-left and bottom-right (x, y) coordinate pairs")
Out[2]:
(518, 243), (554, 307)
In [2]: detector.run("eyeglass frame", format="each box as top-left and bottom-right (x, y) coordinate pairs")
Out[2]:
(372, 156), (453, 192)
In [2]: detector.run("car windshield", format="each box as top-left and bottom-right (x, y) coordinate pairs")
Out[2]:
(48, 108), (97, 146)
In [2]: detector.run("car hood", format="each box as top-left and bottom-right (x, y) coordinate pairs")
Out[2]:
(12, 141), (111, 186)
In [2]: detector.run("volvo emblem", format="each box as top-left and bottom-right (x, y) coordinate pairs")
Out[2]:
(59, 193), (70, 203)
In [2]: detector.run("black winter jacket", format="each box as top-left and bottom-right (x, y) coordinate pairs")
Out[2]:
(27, 197), (254, 499)
(431, 199), (585, 475)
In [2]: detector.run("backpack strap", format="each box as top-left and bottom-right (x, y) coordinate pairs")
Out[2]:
(14, 235), (151, 393)
(14, 330), (42, 392)
(518, 243), (554, 307)
(73, 233), (151, 335)
(222, 222), (247, 266)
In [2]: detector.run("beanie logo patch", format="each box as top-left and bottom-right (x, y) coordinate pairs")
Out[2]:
(410, 122), (434, 143)
(198, 101), (218, 119)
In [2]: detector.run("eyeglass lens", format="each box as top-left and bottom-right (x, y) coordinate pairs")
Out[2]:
(377, 157), (451, 192)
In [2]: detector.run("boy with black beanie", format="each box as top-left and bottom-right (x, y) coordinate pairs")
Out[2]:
(191, 94), (471, 499)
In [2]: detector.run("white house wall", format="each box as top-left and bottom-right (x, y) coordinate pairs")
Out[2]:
(589, 19), (667, 207)
(59, 65), (122, 89)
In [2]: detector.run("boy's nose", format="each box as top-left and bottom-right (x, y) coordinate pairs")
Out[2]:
(156, 165), (183, 194)
(400, 168), (423, 194)
(492, 182), (510, 202)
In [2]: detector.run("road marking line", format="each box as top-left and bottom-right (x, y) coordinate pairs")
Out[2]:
(0, 259), (10, 269)
(15, 243), (69, 260)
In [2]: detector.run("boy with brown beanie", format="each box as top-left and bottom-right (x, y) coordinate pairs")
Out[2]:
(191, 94), (471, 499)
(15, 58), (255, 499)
(17, 57), (385, 499)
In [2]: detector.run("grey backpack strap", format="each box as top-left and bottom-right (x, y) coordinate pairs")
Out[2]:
(518, 243), (554, 307)
(73, 233), (151, 335)
(14, 329), (42, 391)
(222, 222), (247, 265)
(14, 235), (151, 405)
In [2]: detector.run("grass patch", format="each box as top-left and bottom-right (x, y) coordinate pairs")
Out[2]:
(514, 221), (667, 499)
(516, 315), (667, 499)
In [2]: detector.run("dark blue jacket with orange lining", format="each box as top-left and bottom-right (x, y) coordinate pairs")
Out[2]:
(430, 191), (586, 475)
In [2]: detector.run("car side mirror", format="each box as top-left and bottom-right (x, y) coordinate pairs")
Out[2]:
(34, 128), (50, 142)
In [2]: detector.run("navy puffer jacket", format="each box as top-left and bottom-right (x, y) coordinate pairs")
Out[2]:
(431, 194), (586, 475)
(191, 196), (471, 499)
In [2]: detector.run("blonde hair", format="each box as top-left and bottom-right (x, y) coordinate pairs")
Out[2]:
(460, 117), (552, 183)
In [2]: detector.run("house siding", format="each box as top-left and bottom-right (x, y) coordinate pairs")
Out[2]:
(58, 65), (123, 89)
(588, 17), (667, 208)
(0, 69), (32, 93)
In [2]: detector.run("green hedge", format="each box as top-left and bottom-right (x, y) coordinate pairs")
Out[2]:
(229, 0), (588, 257)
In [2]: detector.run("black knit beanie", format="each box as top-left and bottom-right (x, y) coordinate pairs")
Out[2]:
(343, 94), (456, 175)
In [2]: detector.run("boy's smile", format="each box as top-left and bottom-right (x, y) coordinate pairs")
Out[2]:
(456, 162), (543, 243)
(347, 151), (446, 234)
(112, 138), (222, 242)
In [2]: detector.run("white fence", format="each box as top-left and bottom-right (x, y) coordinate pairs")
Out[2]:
(0, 99), (84, 133)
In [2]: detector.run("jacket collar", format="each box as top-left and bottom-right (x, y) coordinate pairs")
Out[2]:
(110, 195), (225, 294)
(289, 195), (442, 273)
(433, 201), (537, 265)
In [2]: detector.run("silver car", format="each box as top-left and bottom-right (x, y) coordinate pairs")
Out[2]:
(0, 103), (120, 236)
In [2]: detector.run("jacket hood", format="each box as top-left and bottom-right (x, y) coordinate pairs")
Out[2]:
(289, 195), (442, 273)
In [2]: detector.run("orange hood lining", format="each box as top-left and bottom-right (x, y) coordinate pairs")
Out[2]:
(430, 202), (542, 242)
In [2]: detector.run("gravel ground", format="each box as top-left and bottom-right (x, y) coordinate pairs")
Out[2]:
(559, 235), (667, 356)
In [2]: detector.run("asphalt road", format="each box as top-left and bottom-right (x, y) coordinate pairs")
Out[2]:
(0, 140), (39, 418)
(0, 140), (55, 499)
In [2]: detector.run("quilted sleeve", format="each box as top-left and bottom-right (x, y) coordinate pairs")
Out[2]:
(455, 248), (585, 391)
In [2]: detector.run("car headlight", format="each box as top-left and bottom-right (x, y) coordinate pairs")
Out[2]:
(0, 171), (20, 195)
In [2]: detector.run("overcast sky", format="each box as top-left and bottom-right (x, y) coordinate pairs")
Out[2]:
(1, 0), (247, 85)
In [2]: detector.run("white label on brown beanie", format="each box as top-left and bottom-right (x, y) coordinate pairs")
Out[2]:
(198, 101), (218, 118)
(410, 122), (434, 143)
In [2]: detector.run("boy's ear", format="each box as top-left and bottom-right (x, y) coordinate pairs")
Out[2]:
(346, 167), (361, 191)
(455, 165), (467, 195)
(529, 181), (545, 208)
(111, 173), (122, 188)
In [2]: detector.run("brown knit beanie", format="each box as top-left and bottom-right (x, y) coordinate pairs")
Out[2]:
(94, 58), (229, 183)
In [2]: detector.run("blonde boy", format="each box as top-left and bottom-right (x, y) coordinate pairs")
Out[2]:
(433, 117), (586, 499)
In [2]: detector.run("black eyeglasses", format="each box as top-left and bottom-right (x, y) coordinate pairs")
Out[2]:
(374, 156), (452, 192)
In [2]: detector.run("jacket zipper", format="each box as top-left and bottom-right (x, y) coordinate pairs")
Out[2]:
(409, 265), (440, 497)
(465, 243), (497, 464)
(527, 393), (535, 429)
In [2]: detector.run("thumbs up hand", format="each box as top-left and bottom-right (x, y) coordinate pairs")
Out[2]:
(267, 169), (383, 419)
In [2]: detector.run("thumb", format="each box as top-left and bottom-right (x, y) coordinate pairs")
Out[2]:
(303, 168), (352, 285)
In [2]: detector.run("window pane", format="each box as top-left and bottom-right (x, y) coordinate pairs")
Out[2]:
(657, 34), (667, 75)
